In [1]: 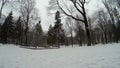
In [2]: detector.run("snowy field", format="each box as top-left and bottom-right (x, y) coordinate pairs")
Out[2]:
(0, 43), (120, 68)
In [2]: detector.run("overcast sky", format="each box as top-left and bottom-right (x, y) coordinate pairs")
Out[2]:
(36, 0), (51, 31)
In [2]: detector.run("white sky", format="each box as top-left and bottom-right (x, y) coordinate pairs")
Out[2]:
(36, 0), (51, 31)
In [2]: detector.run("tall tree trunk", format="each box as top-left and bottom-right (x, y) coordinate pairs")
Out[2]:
(101, 33), (105, 44)
(57, 28), (60, 48)
(25, 22), (29, 46)
(82, 6), (91, 46)
(85, 24), (91, 46)
(24, 14), (29, 46)
(25, 28), (28, 46)
(104, 32), (108, 44)
(71, 32), (73, 47)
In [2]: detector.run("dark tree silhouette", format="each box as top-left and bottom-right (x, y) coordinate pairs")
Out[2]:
(15, 16), (24, 45)
(34, 21), (43, 48)
(47, 11), (65, 48)
(47, 25), (54, 46)
(54, 11), (62, 48)
(1, 11), (14, 43)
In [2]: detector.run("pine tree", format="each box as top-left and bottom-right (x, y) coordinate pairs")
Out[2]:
(34, 21), (43, 47)
(52, 11), (65, 48)
(47, 25), (54, 46)
(1, 11), (14, 44)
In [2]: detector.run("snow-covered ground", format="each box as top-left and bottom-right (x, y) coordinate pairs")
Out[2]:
(0, 43), (120, 68)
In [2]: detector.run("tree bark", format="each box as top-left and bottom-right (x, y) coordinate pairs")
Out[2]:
(71, 32), (74, 47)
(82, 5), (91, 46)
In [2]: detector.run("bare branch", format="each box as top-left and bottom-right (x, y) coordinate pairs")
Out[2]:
(57, 0), (84, 22)
(70, 0), (84, 15)
(62, 1), (73, 15)
(76, 2), (82, 8)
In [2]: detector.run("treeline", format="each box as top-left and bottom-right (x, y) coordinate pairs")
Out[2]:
(0, 10), (120, 48)
(0, 11), (44, 47)
(47, 0), (120, 46)
(0, 11), (65, 48)
(0, 0), (120, 48)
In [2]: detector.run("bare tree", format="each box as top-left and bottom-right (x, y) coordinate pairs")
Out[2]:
(57, 0), (91, 46)
(21, 0), (36, 46)
(102, 0), (120, 43)
(102, 0), (115, 23)
(97, 10), (109, 44)
(10, 0), (38, 46)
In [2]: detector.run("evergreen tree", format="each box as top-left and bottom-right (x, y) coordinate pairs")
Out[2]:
(47, 11), (65, 48)
(53, 11), (65, 48)
(34, 21), (43, 47)
(1, 11), (14, 44)
(47, 25), (58, 46)
(47, 25), (53, 46)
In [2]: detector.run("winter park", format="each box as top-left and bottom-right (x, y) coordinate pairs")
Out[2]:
(0, 0), (120, 68)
